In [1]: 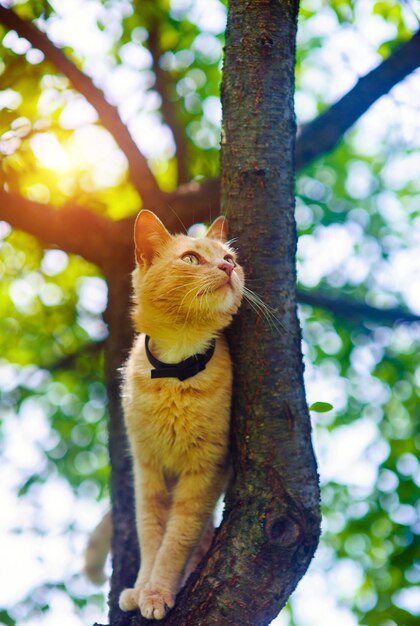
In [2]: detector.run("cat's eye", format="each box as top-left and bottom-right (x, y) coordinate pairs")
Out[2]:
(224, 255), (236, 267)
(181, 253), (200, 265)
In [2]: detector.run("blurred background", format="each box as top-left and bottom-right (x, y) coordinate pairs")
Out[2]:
(0, 0), (419, 625)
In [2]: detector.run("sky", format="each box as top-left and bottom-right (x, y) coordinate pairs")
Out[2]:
(0, 0), (419, 625)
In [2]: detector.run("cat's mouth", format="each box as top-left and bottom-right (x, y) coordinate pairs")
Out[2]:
(196, 278), (232, 296)
(216, 277), (233, 291)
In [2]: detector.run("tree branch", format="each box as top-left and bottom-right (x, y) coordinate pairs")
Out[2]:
(164, 178), (221, 226)
(297, 289), (420, 325)
(295, 29), (420, 170)
(148, 21), (189, 185)
(188, 0), (321, 621)
(0, 5), (162, 206)
(0, 188), (132, 271)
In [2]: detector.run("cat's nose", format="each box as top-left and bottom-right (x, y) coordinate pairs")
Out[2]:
(218, 261), (234, 277)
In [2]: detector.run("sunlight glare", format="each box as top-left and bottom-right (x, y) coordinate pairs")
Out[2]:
(31, 132), (71, 172)
(30, 127), (127, 189)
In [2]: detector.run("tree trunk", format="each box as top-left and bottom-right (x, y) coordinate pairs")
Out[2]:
(104, 267), (138, 626)
(102, 1), (320, 625)
(219, 0), (321, 621)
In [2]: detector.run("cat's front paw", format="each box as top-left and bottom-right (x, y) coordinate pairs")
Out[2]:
(139, 586), (175, 620)
(119, 587), (140, 612)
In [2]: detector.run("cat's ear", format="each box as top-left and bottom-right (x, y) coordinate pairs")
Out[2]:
(206, 215), (228, 242)
(134, 210), (171, 267)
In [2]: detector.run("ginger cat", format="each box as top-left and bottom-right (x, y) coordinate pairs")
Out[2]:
(118, 210), (244, 620)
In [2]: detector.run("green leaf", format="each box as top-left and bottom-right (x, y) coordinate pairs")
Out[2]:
(308, 402), (334, 413)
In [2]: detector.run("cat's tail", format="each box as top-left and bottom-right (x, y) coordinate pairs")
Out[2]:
(84, 510), (112, 584)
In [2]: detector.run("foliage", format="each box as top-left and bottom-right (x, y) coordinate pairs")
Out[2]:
(0, 0), (419, 625)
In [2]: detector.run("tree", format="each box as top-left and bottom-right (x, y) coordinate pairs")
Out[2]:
(0, 1), (419, 626)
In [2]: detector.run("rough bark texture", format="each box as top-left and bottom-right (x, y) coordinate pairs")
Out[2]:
(219, 0), (320, 622)
(101, 248), (138, 625)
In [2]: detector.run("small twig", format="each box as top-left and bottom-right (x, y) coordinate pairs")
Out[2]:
(148, 21), (189, 184)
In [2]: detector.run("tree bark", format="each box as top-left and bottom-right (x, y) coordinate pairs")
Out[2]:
(104, 267), (138, 626)
(219, 0), (320, 622)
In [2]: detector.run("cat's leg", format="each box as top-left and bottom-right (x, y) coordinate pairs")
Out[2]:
(139, 470), (225, 620)
(181, 517), (214, 586)
(119, 462), (170, 612)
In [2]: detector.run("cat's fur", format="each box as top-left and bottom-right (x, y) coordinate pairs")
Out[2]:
(84, 510), (112, 584)
(118, 210), (244, 619)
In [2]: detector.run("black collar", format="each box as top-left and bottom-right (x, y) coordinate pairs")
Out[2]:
(145, 336), (216, 381)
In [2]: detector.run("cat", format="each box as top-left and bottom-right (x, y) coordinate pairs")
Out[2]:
(116, 209), (244, 620)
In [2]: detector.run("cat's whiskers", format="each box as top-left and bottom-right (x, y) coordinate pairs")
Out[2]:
(164, 204), (188, 234)
(177, 278), (209, 322)
(241, 292), (266, 326)
(180, 276), (219, 326)
(242, 287), (275, 328)
(187, 277), (218, 319)
(161, 281), (194, 298)
(199, 280), (217, 316)
(242, 286), (288, 335)
(226, 237), (239, 248)
(156, 269), (206, 299)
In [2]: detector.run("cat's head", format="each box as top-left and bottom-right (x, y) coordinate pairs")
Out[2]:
(131, 210), (244, 335)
